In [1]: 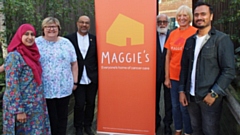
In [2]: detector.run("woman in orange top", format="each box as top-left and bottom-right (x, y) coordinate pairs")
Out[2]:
(164, 5), (197, 135)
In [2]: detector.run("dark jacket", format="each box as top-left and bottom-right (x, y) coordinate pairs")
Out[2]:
(156, 30), (170, 82)
(179, 27), (235, 102)
(65, 33), (98, 84)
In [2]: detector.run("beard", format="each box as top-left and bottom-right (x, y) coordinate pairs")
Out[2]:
(194, 24), (209, 29)
(157, 26), (168, 33)
(194, 20), (211, 29)
(80, 29), (88, 33)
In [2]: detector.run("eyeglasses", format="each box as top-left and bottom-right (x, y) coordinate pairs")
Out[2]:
(157, 21), (168, 25)
(44, 26), (58, 30)
(78, 21), (90, 25)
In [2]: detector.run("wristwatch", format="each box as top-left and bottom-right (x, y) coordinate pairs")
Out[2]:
(210, 90), (218, 98)
(74, 82), (78, 85)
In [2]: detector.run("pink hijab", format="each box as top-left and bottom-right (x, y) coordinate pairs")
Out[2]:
(7, 24), (42, 85)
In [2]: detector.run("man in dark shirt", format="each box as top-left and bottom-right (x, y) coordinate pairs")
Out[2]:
(156, 14), (172, 135)
(179, 2), (235, 135)
(65, 15), (98, 135)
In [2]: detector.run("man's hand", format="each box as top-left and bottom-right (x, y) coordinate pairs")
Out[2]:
(17, 113), (27, 123)
(203, 93), (216, 106)
(164, 78), (171, 88)
(179, 92), (188, 106)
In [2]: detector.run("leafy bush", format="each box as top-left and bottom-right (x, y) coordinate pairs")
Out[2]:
(0, 0), (94, 43)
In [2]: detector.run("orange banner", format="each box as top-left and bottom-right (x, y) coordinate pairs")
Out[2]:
(95, 0), (156, 134)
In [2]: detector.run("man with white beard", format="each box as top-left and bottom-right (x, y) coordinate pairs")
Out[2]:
(156, 14), (172, 135)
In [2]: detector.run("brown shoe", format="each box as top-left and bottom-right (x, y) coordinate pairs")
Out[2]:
(175, 131), (182, 135)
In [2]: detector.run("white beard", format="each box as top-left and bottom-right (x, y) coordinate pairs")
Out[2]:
(157, 26), (168, 34)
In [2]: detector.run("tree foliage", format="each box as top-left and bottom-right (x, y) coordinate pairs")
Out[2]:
(203, 0), (240, 45)
(0, 0), (94, 44)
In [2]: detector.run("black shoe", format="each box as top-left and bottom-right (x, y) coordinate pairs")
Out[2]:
(164, 125), (172, 135)
(76, 128), (83, 135)
(84, 127), (95, 135)
(164, 132), (172, 135)
(155, 124), (160, 133)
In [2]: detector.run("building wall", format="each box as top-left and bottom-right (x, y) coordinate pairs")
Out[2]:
(158, 0), (192, 17)
(158, 0), (192, 29)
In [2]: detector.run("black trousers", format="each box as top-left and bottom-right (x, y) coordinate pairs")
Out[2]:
(188, 95), (223, 135)
(46, 95), (71, 135)
(73, 83), (98, 129)
(156, 78), (172, 128)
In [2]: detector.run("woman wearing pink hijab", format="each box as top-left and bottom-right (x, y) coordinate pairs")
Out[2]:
(3, 24), (51, 134)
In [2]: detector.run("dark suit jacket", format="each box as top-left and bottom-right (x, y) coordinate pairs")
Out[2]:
(156, 30), (170, 82)
(65, 32), (98, 84)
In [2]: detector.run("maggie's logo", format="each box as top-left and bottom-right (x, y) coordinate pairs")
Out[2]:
(106, 14), (144, 47)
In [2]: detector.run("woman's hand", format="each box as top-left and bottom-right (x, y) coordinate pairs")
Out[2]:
(73, 84), (77, 91)
(0, 64), (4, 73)
(164, 78), (171, 88)
(17, 113), (27, 123)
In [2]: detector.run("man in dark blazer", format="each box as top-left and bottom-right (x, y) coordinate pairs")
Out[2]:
(65, 15), (98, 135)
(156, 14), (172, 135)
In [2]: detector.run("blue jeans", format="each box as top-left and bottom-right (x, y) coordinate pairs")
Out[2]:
(188, 95), (223, 135)
(170, 80), (192, 134)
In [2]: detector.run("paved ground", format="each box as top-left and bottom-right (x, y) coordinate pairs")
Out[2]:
(66, 93), (98, 135)
(66, 89), (170, 135)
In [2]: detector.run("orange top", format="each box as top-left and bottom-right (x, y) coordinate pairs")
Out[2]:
(165, 26), (197, 81)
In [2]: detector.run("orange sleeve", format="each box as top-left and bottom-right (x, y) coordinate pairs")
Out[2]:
(164, 31), (175, 50)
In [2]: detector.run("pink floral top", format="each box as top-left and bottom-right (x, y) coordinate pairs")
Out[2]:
(35, 36), (77, 98)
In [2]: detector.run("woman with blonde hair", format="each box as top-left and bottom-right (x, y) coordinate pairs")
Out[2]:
(164, 5), (197, 135)
(35, 17), (78, 135)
